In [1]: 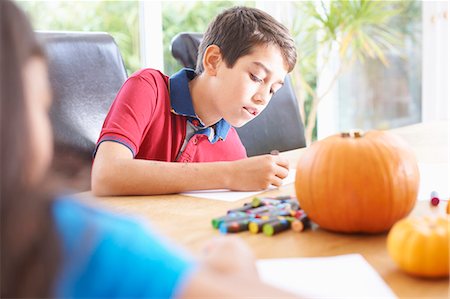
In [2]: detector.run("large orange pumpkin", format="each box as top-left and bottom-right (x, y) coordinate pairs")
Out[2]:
(295, 130), (420, 233)
(387, 215), (449, 278)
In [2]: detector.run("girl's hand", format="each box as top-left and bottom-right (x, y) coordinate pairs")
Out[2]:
(201, 236), (259, 279)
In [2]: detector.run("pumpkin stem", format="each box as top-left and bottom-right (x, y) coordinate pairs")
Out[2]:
(341, 130), (364, 138)
(353, 130), (364, 138)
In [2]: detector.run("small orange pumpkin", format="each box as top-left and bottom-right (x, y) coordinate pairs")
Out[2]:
(387, 215), (449, 278)
(295, 130), (419, 233)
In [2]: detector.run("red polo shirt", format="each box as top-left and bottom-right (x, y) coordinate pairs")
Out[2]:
(95, 68), (247, 163)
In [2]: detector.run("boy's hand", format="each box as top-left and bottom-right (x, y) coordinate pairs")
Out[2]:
(226, 154), (290, 190)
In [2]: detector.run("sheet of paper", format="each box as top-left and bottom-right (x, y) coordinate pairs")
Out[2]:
(181, 169), (296, 201)
(257, 254), (397, 299)
(417, 162), (449, 201)
(181, 162), (448, 202)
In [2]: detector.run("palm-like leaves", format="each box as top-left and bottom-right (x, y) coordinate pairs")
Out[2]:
(291, 0), (414, 144)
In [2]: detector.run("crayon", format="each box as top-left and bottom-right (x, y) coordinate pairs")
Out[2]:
(290, 209), (304, 218)
(280, 199), (300, 210)
(269, 195), (293, 201)
(211, 212), (250, 229)
(227, 203), (254, 214)
(291, 214), (311, 232)
(251, 197), (298, 208)
(248, 217), (280, 234)
(250, 197), (262, 208)
(272, 202), (299, 212)
(257, 208), (292, 218)
(219, 219), (250, 233)
(247, 204), (278, 215)
(263, 218), (291, 236)
(251, 197), (280, 207)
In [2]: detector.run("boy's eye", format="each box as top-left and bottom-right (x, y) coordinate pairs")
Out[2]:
(250, 73), (263, 83)
(271, 86), (281, 94)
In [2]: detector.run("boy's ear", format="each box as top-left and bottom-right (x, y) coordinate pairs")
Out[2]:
(202, 45), (222, 76)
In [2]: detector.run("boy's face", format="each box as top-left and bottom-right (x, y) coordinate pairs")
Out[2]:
(212, 44), (288, 127)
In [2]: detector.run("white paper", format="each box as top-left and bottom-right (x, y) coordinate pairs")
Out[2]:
(417, 162), (449, 201)
(181, 169), (296, 201)
(181, 162), (449, 202)
(257, 254), (397, 299)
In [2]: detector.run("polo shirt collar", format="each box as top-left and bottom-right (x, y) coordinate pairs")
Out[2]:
(169, 68), (231, 142)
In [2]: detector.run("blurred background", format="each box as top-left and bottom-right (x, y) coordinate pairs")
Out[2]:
(18, 0), (448, 144)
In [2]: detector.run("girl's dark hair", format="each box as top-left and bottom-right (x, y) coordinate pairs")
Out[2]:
(1, 0), (61, 297)
(196, 6), (297, 74)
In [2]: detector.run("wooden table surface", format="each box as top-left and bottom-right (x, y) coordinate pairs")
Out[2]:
(77, 121), (449, 298)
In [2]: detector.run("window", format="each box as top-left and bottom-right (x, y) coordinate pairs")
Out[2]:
(18, 0), (140, 75)
(335, 1), (422, 132)
(19, 0), (446, 144)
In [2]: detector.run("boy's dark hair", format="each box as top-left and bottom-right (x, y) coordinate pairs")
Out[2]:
(196, 6), (297, 74)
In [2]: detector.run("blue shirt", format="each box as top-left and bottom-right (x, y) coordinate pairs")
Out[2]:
(52, 197), (196, 298)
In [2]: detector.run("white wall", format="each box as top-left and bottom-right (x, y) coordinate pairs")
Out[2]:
(422, 0), (449, 121)
(139, 1), (164, 72)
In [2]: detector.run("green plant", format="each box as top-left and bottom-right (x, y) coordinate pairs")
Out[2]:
(17, 0), (140, 75)
(289, 0), (419, 144)
(18, 0), (420, 144)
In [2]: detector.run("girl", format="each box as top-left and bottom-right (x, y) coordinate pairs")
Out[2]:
(0, 1), (298, 298)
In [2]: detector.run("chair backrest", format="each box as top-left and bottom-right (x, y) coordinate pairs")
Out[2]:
(170, 32), (306, 156)
(37, 31), (127, 157)
(170, 32), (203, 69)
(37, 31), (127, 190)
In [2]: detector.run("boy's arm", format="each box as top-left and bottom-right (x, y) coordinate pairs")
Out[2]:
(91, 141), (289, 196)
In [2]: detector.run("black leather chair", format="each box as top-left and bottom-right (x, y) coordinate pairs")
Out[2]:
(37, 32), (127, 190)
(170, 32), (306, 157)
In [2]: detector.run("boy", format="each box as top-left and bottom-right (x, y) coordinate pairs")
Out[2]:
(92, 6), (297, 196)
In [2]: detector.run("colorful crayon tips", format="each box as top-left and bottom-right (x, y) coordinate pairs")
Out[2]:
(249, 218), (279, 234)
(291, 214), (311, 232)
(219, 219), (251, 233)
(211, 195), (311, 236)
(430, 197), (440, 206)
(212, 212), (249, 229)
(262, 218), (290, 236)
(430, 191), (440, 206)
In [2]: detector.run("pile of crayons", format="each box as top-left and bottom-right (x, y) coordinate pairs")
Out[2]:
(211, 195), (311, 236)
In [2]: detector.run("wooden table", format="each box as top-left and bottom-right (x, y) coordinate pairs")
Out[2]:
(77, 121), (449, 298)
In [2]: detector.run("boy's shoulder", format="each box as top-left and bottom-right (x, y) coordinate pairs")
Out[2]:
(129, 68), (169, 85)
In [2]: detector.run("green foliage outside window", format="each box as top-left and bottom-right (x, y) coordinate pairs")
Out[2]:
(18, 0), (252, 76)
(18, 0), (421, 143)
(288, 0), (421, 143)
(17, 0), (140, 75)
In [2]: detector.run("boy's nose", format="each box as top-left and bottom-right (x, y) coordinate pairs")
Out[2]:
(253, 87), (272, 106)
(252, 93), (266, 106)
